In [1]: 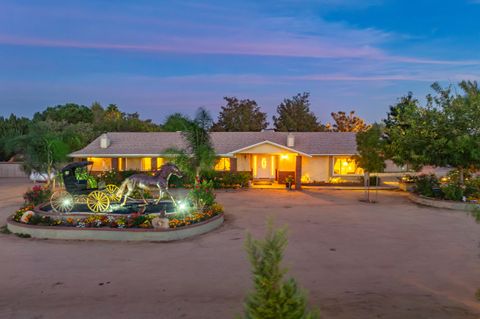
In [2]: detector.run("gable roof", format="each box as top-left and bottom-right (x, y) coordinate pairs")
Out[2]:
(69, 131), (358, 157)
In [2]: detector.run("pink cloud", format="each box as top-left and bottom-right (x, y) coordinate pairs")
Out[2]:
(1, 34), (478, 67)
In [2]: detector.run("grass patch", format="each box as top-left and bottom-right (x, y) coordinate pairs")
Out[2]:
(0, 225), (11, 234)
(475, 289), (480, 302)
(14, 233), (31, 238)
(470, 207), (480, 224)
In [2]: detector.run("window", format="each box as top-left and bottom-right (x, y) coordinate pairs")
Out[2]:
(87, 157), (112, 171)
(333, 157), (363, 175)
(141, 158), (151, 171)
(157, 157), (164, 169)
(214, 158), (231, 171)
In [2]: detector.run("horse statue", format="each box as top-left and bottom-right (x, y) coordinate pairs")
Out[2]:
(116, 163), (182, 206)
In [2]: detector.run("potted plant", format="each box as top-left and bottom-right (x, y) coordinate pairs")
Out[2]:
(285, 175), (294, 190)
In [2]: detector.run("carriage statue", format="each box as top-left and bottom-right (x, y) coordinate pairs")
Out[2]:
(50, 161), (182, 214)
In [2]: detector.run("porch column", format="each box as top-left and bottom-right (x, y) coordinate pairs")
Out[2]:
(295, 155), (302, 190)
(230, 157), (237, 172)
(151, 157), (157, 171)
(121, 158), (126, 171)
(111, 158), (119, 171)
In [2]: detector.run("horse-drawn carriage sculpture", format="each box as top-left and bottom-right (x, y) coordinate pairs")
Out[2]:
(50, 161), (120, 213)
(50, 161), (182, 214)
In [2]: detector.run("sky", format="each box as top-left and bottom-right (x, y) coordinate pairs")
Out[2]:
(1, 0), (480, 125)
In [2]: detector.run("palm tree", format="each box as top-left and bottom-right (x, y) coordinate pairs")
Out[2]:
(164, 107), (216, 185)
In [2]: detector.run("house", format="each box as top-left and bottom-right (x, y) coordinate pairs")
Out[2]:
(69, 131), (365, 189)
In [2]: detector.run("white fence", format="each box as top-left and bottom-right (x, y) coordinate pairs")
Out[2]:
(0, 162), (28, 178)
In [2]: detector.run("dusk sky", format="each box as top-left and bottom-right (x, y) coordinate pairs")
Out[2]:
(1, 0), (480, 124)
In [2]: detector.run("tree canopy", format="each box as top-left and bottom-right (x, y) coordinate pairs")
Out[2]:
(0, 102), (162, 170)
(33, 103), (93, 124)
(0, 114), (30, 161)
(162, 113), (191, 132)
(212, 97), (268, 131)
(384, 81), (480, 183)
(328, 110), (369, 132)
(273, 92), (321, 132)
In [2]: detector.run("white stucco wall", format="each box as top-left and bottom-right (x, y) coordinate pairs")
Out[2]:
(301, 156), (330, 182)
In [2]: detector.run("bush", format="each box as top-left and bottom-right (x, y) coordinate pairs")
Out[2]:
(202, 171), (251, 188)
(23, 185), (52, 206)
(465, 177), (480, 198)
(97, 170), (144, 186)
(446, 168), (473, 184)
(441, 183), (464, 201)
(414, 174), (440, 198)
(189, 179), (215, 211)
(241, 221), (319, 319)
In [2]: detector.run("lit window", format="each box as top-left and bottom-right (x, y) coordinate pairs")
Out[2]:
(142, 158), (152, 171)
(214, 158), (231, 171)
(333, 157), (363, 175)
(87, 157), (112, 171)
(157, 157), (164, 169)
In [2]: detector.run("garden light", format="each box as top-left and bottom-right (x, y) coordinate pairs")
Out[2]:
(62, 198), (72, 206)
(178, 201), (187, 211)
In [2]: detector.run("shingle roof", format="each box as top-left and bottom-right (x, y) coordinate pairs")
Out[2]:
(69, 131), (357, 157)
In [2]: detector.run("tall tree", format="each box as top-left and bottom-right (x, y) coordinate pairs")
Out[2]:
(384, 82), (480, 184)
(212, 97), (268, 131)
(329, 110), (369, 132)
(9, 121), (70, 186)
(33, 103), (93, 124)
(355, 123), (386, 202)
(273, 92), (320, 132)
(0, 114), (30, 161)
(241, 221), (319, 319)
(90, 102), (105, 126)
(162, 113), (191, 132)
(383, 92), (426, 170)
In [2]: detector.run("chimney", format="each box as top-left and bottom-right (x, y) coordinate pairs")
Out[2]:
(99, 133), (111, 149)
(287, 133), (295, 147)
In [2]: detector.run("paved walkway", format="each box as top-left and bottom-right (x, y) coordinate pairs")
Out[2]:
(0, 179), (479, 319)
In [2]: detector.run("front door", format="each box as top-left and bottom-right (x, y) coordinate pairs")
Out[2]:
(256, 155), (272, 179)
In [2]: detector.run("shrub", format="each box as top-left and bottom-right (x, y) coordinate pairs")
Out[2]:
(97, 170), (123, 186)
(97, 169), (141, 186)
(23, 185), (52, 206)
(414, 174), (440, 198)
(446, 168), (473, 184)
(465, 177), (480, 198)
(202, 171), (251, 188)
(241, 221), (319, 319)
(440, 183), (464, 201)
(75, 168), (97, 188)
(189, 179), (215, 211)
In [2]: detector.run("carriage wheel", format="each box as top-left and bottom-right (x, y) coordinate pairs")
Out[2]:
(75, 195), (88, 203)
(87, 191), (110, 213)
(105, 184), (121, 202)
(50, 190), (74, 213)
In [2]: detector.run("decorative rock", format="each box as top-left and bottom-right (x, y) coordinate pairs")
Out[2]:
(151, 217), (170, 229)
(20, 211), (35, 223)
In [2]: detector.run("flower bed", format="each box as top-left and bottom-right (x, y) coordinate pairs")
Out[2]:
(11, 203), (223, 230)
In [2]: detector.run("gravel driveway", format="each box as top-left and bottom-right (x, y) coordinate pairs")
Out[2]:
(0, 179), (479, 319)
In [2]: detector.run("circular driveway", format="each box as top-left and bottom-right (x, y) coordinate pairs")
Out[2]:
(0, 179), (479, 319)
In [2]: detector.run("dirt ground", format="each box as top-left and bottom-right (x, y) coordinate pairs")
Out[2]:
(0, 178), (479, 319)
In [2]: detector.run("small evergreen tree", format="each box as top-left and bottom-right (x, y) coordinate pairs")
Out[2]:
(241, 222), (319, 319)
(355, 123), (386, 202)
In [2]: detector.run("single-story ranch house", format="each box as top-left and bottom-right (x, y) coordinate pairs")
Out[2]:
(69, 131), (401, 188)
